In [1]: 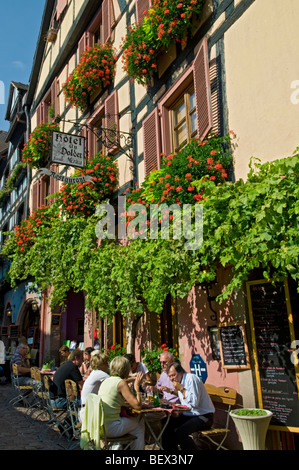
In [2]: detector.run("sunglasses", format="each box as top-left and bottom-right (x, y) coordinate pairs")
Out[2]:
(160, 361), (169, 365)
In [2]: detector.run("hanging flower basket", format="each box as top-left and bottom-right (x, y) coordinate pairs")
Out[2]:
(122, 0), (205, 85)
(22, 122), (60, 169)
(62, 42), (117, 110)
(57, 152), (118, 218)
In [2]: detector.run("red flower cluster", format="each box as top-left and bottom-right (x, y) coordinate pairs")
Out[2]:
(122, 0), (204, 85)
(121, 134), (232, 237)
(63, 42), (117, 110)
(58, 153), (118, 217)
(11, 205), (59, 253)
(22, 122), (60, 169)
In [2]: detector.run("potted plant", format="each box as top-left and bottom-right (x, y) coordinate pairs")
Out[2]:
(62, 42), (117, 110)
(141, 344), (178, 383)
(22, 122), (60, 169)
(229, 408), (273, 450)
(46, 27), (57, 43)
(122, 0), (205, 85)
(42, 355), (55, 370)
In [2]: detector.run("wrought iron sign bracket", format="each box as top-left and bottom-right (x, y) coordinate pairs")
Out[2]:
(58, 118), (135, 162)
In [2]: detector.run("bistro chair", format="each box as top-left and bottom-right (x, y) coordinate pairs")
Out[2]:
(9, 363), (33, 408)
(62, 379), (81, 449)
(38, 374), (68, 443)
(26, 368), (48, 424)
(25, 368), (43, 422)
(80, 393), (137, 450)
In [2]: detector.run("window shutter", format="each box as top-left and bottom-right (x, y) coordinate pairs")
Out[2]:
(80, 127), (88, 159)
(51, 78), (59, 119)
(102, 0), (111, 43)
(143, 108), (161, 177)
(78, 32), (93, 59)
(105, 90), (119, 154)
(36, 104), (42, 126)
(56, 0), (68, 20)
(159, 105), (172, 156)
(41, 102), (47, 123)
(209, 58), (220, 136)
(31, 180), (40, 213)
(136, 0), (151, 22)
(193, 37), (213, 140)
(49, 164), (59, 204)
(87, 128), (94, 157)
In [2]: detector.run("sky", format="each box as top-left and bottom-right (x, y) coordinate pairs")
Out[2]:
(0, 0), (46, 131)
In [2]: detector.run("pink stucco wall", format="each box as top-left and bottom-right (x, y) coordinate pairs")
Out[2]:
(177, 284), (240, 391)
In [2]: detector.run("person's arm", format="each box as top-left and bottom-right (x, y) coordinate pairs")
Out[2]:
(118, 372), (143, 410)
(174, 375), (200, 407)
(17, 364), (31, 375)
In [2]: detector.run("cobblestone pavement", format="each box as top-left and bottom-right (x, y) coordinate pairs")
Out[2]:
(0, 381), (72, 450)
(0, 381), (154, 452)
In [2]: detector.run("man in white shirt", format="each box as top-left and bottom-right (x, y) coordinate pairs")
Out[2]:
(162, 362), (215, 451)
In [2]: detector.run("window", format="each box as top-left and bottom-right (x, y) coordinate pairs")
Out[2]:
(31, 164), (59, 212)
(171, 85), (197, 152)
(78, 0), (115, 59)
(36, 78), (59, 125)
(87, 90), (119, 156)
(93, 113), (105, 154)
(142, 37), (217, 177)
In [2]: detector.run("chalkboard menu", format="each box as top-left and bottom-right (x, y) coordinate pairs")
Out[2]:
(218, 322), (250, 369)
(247, 279), (299, 431)
(51, 314), (61, 327)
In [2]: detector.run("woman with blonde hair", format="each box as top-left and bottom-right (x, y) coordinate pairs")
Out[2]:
(79, 353), (109, 421)
(98, 356), (145, 450)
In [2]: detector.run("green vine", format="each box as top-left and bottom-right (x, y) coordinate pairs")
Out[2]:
(2, 148), (298, 321)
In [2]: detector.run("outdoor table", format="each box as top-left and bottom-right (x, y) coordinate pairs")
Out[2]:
(40, 369), (56, 379)
(131, 401), (190, 450)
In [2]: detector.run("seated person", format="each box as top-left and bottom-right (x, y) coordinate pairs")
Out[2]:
(156, 350), (179, 403)
(162, 362), (215, 452)
(59, 345), (69, 365)
(50, 348), (84, 409)
(98, 356), (145, 450)
(80, 346), (94, 377)
(10, 343), (39, 387)
(79, 353), (109, 421)
(124, 353), (151, 383)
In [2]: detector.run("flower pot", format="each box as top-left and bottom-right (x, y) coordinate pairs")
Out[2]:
(230, 409), (273, 450)
(47, 28), (57, 43)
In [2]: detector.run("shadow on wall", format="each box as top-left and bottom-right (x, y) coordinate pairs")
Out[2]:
(176, 267), (237, 371)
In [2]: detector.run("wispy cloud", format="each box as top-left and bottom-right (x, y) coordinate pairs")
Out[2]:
(11, 60), (26, 70)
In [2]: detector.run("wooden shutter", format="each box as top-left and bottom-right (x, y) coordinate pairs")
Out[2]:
(209, 58), (220, 136)
(105, 90), (119, 154)
(51, 78), (60, 119)
(143, 108), (161, 177)
(136, 0), (151, 22)
(56, 0), (68, 20)
(87, 128), (94, 157)
(41, 102), (47, 123)
(36, 104), (42, 126)
(78, 32), (93, 59)
(31, 180), (41, 213)
(49, 164), (59, 205)
(80, 126), (88, 159)
(102, 0), (111, 43)
(193, 37), (213, 140)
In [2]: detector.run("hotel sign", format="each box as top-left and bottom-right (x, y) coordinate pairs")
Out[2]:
(51, 131), (85, 168)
